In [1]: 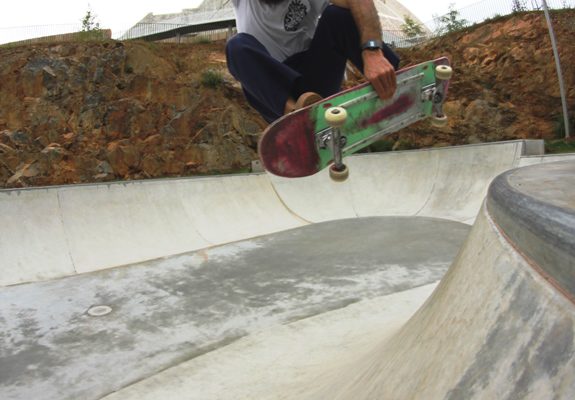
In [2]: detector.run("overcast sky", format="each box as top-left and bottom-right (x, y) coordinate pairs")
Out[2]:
(0, 0), (484, 43)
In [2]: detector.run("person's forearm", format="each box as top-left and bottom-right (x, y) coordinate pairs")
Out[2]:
(330, 0), (396, 99)
(349, 0), (383, 44)
(330, 0), (383, 44)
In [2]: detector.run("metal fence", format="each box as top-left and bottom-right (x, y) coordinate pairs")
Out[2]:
(149, 27), (236, 44)
(382, 0), (575, 48)
(425, 0), (574, 34)
(118, 7), (235, 41)
(0, 24), (81, 45)
(387, 0), (572, 137)
(0, 0), (573, 46)
(0, 23), (232, 46)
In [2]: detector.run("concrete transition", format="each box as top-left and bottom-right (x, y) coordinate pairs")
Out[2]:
(0, 140), (574, 399)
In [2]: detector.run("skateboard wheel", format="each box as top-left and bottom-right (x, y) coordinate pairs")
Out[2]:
(329, 164), (349, 182)
(325, 107), (348, 127)
(435, 65), (453, 80)
(431, 115), (448, 127)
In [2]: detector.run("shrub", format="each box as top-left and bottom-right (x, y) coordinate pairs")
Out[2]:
(201, 69), (224, 88)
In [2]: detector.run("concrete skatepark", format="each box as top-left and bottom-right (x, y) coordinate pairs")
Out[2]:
(1, 140), (574, 399)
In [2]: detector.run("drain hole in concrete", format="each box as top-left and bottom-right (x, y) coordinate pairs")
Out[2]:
(87, 305), (113, 317)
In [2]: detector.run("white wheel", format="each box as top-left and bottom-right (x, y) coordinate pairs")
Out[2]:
(431, 115), (448, 127)
(325, 107), (348, 127)
(329, 164), (349, 182)
(435, 65), (453, 80)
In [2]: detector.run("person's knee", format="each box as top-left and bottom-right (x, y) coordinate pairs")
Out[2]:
(226, 33), (262, 60)
(226, 34), (253, 77)
(225, 33), (246, 61)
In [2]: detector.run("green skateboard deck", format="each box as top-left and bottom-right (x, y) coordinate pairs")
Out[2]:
(259, 57), (452, 180)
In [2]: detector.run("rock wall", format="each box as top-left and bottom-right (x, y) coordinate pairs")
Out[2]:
(392, 10), (575, 149)
(0, 41), (265, 187)
(0, 11), (573, 188)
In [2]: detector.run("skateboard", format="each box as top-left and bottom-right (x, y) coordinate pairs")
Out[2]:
(258, 57), (452, 181)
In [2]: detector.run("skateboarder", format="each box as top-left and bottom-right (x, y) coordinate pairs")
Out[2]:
(226, 0), (400, 123)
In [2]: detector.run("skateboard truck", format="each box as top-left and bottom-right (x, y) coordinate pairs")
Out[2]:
(258, 57), (453, 180)
(430, 65), (452, 127)
(325, 107), (349, 182)
(322, 64), (452, 182)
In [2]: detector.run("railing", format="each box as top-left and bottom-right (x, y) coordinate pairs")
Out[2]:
(152, 28), (236, 44)
(0, 24), (82, 45)
(119, 7), (235, 41)
(381, 0), (574, 48)
(1, 0), (573, 46)
(425, 0), (574, 34)
(383, 31), (429, 49)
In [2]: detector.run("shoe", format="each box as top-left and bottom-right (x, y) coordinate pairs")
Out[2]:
(294, 92), (323, 110)
(285, 92), (323, 115)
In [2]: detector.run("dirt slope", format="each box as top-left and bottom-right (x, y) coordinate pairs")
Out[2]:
(390, 10), (574, 150)
(0, 10), (573, 188)
(0, 41), (266, 187)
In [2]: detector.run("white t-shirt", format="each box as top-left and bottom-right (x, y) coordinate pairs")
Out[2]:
(232, 0), (330, 62)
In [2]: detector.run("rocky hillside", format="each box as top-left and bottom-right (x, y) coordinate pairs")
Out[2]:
(0, 41), (266, 187)
(390, 9), (575, 150)
(0, 10), (573, 188)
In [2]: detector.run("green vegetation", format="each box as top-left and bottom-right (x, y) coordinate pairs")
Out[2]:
(484, 13), (504, 24)
(434, 4), (469, 35)
(81, 9), (100, 32)
(190, 167), (253, 176)
(201, 69), (224, 88)
(367, 139), (395, 153)
(512, 0), (528, 13)
(553, 113), (574, 139)
(545, 139), (575, 154)
(401, 16), (425, 38)
(195, 36), (212, 44)
(79, 7), (104, 41)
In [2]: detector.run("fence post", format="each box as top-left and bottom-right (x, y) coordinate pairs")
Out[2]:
(541, 0), (571, 138)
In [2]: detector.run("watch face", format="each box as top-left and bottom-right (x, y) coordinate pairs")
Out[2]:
(362, 40), (383, 50)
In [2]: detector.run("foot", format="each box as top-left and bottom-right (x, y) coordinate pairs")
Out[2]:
(284, 92), (323, 114)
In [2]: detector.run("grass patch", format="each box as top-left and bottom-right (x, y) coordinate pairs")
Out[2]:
(187, 167), (253, 177)
(195, 37), (212, 44)
(553, 114), (574, 139)
(201, 69), (224, 88)
(545, 138), (575, 154)
(368, 138), (395, 153)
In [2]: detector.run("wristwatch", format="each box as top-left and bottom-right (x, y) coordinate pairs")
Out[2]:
(361, 39), (384, 51)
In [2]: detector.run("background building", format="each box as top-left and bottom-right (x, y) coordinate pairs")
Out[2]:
(123, 0), (429, 45)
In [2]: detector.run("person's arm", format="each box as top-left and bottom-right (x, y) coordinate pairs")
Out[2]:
(329, 0), (397, 99)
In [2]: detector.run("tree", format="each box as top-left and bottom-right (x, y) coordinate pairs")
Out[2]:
(512, 0), (528, 13)
(81, 8), (101, 32)
(401, 16), (425, 38)
(79, 7), (103, 40)
(435, 4), (469, 35)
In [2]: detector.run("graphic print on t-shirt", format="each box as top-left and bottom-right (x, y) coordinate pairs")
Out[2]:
(284, 0), (309, 32)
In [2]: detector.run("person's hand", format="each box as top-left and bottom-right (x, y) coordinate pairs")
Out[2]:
(362, 50), (397, 100)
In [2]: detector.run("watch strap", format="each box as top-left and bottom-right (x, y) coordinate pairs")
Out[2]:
(361, 39), (384, 51)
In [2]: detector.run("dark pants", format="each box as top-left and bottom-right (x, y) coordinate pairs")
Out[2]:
(226, 5), (400, 123)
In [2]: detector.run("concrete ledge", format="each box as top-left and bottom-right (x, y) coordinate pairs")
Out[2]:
(487, 160), (575, 301)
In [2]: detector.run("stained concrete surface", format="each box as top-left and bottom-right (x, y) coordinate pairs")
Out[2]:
(0, 217), (469, 400)
(98, 160), (575, 400)
(1, 141), (575, 400)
